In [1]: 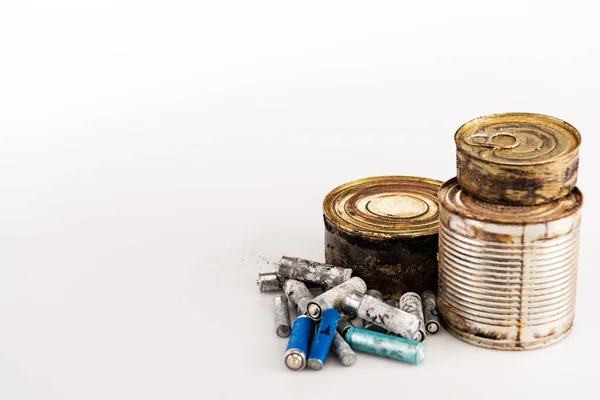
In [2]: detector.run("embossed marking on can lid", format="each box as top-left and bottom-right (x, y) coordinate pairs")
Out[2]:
(455, 112), (581, 166)
(439, 178), (583, 224)
(323, 176), (443, 239)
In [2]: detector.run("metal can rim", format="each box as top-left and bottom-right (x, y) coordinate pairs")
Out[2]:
(454, 112), (581, 167)
(323, 176), (443, 239)
(438, 178), (584, 224)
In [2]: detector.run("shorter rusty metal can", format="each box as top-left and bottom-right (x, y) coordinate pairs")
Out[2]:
(323, 176), (442, 299)
(455, 112), (581, 205)
(438, 178), (583, 350)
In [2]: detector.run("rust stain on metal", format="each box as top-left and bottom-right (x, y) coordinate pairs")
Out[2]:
(437, 178), (582, 351)
(323, 176), (442, 299)
(455, 113), (581, 205)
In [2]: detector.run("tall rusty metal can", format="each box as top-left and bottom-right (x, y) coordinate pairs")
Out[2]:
(455, 113), (581, 205)
(323, 176), (442, 299)
(437, 178), (583, 350)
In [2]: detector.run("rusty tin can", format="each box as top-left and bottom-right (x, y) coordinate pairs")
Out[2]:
(455, 113), (581, 205)
(323, 176), (442, 299)
(437, 178), (583, 350)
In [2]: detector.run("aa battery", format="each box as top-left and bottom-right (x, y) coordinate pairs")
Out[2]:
(344, 327), (425, 365)
(256, 272), (282, 292)
(421, 290), (440, 334)
(284, 315), (315, 371)
(336, 315), (355, 337)
(331, 331), (356, 367)
(277, 256), (352, 288)
(306, 277), (367, 321)
(363, 290), (387, 334)
(283, 279), (314, 315)
(343, 291), (420, 340)
(273, 295), (291, 338)
(307, 308), (341, 370)
(323, 176), (442, 298)
(399, 292), (426, 342)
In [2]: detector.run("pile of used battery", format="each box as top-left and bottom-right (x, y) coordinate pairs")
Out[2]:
(257, 257), (438, 370)
(256, 112), (583, 370)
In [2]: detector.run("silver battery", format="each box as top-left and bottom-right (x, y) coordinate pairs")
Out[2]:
(363, 290), (387, 334)
(283, 279), (314, 315)
(331, 331), (356, 367)
(421, 290), (440, 334)
(277, 256), (352, 289)
(343, 291), (420, 340)
(273, 295), (291, 338)
(256, 272), (281, 292)
(438, 179), (583, 350)
(336, 315), (355, 337)
(306, 277), (367, 321)
(399, 292), (426, 342)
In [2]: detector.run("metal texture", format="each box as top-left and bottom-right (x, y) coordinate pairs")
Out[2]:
(273, 295), (291, 338)
(344, 327), (425, 365)
(307, 308), (341, 370)
(331, 331), (356, 367)
(421, 290), (440, 334)
(284, 316), (315, 370)
(455, 113), (581, 205)
(306, 277), (367, 321)
(343, 292), (421, 340)
(323, 176), (442, 298)
(256, 272), (282, 292)
(277, 256), (352, 289)
(399, 292), (426, 342)
(363, 290), (387, 333)
(336, 315), (355, 337)
(438, 178), (583, 350)
(283, 279), (314, 315)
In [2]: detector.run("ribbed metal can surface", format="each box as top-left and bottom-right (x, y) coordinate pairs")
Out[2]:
(437, 178), (583, 350)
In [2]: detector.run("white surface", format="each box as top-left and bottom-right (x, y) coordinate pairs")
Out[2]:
(1, 1), (599, 399)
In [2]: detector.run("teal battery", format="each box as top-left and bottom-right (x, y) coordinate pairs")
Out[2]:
(307, 308), (341, 370)
(344, 327), (425, 365)
(284, 315), (315, 371)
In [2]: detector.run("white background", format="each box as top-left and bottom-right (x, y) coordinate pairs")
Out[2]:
(1, 1), (599, 399)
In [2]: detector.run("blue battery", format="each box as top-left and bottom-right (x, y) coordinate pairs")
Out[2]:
(344, 326), (425, 365)
(307, 308), (341, 370)
(284, 315), (315, 370)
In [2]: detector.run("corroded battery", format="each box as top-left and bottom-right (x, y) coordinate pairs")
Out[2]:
(455, 113), (581, 205)
(363, 290), (387, 334)
(306, 277), (367, 321)
(399, 292), (426, 342)
(344, 327), (425, 365)
(307, 308), (340, 370)
(256, 272), (282, 292)
(421, 290), (440, 334)
(323, 176), (442, 298)
(331, 331), (356, 367)
(273, 295), (291, 338)
(283, 279), (314, 315)
(284, 315), (315, 370)
(336, 315), (355, 337)
(277, 256), (352, 288)
(343, 291), (421, 340)
(438, 178), (583, 350)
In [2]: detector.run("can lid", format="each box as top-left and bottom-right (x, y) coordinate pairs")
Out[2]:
(323, 176), (443, 239)
(439, 178), (583, 224)
(455, 112), (581, 166)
